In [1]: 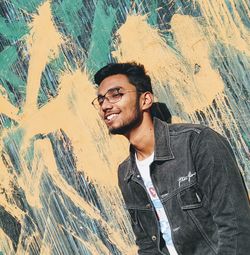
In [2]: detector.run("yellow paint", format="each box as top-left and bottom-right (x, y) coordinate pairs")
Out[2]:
(19, 0), (126, 187)
(40, 243), (52, 255)
(197, 0), (250, 56)
(171, 14), (224, 104)
(36, 138), (133, 254)
(112, 13), (249, 178)
(0, 0), (132, 252)
(1, 1), (248, 253)
(24, 0), (63, 115)
(19, 69), (126, 185)
(171, 115), (186, 123)
(113, 14), (225, 113)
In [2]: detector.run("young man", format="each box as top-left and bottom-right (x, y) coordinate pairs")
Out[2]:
(92, 62), (250, 255)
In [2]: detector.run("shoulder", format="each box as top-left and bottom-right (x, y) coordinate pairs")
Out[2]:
(166, 121), (226, 152)
(154, 116), (207, 136)
(168, 122), (207, 135)
(167, 121), (226, 143)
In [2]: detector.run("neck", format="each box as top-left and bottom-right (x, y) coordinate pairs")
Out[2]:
(125, 113), (155, 160)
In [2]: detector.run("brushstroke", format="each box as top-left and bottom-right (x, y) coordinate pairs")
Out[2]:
(0, 0), (249, 254)
(24, 0), (63, 115)
(1, 1), (134, 254)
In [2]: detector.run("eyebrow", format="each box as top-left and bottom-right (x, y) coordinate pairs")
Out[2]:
(97, 86), (121, 97)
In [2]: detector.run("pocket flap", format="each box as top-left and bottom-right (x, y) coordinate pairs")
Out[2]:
(178, 184), (203, 210)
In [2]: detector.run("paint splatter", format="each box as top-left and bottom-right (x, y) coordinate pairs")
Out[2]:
(0, 0), (249, 254)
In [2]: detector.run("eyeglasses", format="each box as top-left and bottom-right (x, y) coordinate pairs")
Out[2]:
(91, 87), (138, 110)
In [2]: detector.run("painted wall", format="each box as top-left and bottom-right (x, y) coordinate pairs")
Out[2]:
(0, 0), (249, 254)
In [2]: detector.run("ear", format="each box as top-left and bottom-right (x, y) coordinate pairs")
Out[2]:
(141, 92), (154, 111)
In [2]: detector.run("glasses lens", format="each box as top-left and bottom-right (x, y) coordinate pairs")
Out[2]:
(92, 88), (123, 109)
(92, 98), (101, 109)
(107, 89), (122, 103)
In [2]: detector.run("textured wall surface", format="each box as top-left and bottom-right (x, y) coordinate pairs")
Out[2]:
(0, 0), (249, 254)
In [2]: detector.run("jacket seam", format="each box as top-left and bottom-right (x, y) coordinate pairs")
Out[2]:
(161, 181), (197, 202)
(188, 210), (217, 254)
(169, 127), (203, 136)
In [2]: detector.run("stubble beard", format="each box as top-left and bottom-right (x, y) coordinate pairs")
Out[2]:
(109, 97), (142, 135)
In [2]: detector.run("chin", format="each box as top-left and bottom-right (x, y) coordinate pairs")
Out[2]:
(108, 123), (135, 135)
(108, 110), (142, 135)
(109, 127), (125, 135)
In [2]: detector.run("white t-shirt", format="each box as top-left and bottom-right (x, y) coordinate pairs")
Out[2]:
(135, 152), (178, 255)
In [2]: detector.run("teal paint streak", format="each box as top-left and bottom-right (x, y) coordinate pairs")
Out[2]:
(0, 116), (18, 131)
(224, 0), (250, 29)
(235, 0), (250, 28)
(9, 0), (44, 13)
(210, 44), (250, 188)
(131, 0), (158, 26)
(147, 0), (158, 26)
(3, 128), (25, 174)
(3, 126), (37, 175)
(52, 0), (85, 39)
(0, 16), (28, 41)
(0, 46), (25, 107)
(86, 0), (117, 73)
(37, 53), (65, 107)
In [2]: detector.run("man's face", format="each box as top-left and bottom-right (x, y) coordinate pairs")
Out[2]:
(97, 74), (142, 135)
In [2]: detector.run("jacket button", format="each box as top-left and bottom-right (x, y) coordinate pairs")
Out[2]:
(151, 235), (157, 241)
(136, 174), (141, 179)
(145, 203), (151, 209)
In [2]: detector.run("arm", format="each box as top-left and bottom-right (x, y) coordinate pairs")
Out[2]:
(192, 128), (250, 255)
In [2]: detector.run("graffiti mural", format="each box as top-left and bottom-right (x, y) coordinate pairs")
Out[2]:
(0, 0), (249, 254)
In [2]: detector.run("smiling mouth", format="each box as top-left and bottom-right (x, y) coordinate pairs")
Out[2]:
(105, 113), (119, 123)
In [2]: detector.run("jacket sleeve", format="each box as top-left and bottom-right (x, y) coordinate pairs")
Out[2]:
(192, 127), (250, 255)
(117, 165), (162, 255)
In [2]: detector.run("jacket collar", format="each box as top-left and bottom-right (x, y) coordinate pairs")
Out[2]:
(124, 117), (175, 181)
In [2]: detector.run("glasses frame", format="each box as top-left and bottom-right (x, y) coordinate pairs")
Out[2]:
(91, 87), (139, 110)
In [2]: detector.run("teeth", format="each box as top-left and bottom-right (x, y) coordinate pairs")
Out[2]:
(106, 114), (118, 121)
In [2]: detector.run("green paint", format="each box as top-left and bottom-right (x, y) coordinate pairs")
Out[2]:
(52, 0), (85, 39)
(0, 46), (25, 107)
(0, 116), (18, 131)
(86, 0), (116, 73)
(49, 52), (66, 72)
(147, 0), (158, 26)
(131, 0), (158, 24)
(37, 52), (66, 107)
(10, 0), (44, 13)
(3, 128), (25, 174)
(0, 16), (29, 41)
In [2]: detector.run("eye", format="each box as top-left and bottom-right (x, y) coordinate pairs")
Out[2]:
(97, 96), (105, 105)
(111, 91), (121, 99)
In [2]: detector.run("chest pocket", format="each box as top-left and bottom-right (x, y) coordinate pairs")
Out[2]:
(178, 183), (203, 210)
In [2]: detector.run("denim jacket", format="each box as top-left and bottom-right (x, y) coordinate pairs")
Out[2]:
(118, 117), (250, 255)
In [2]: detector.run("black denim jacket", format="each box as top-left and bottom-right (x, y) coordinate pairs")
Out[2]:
(118, 117), (250, 255)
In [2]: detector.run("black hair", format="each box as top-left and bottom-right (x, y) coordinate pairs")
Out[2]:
(94, 62), (153, 94)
